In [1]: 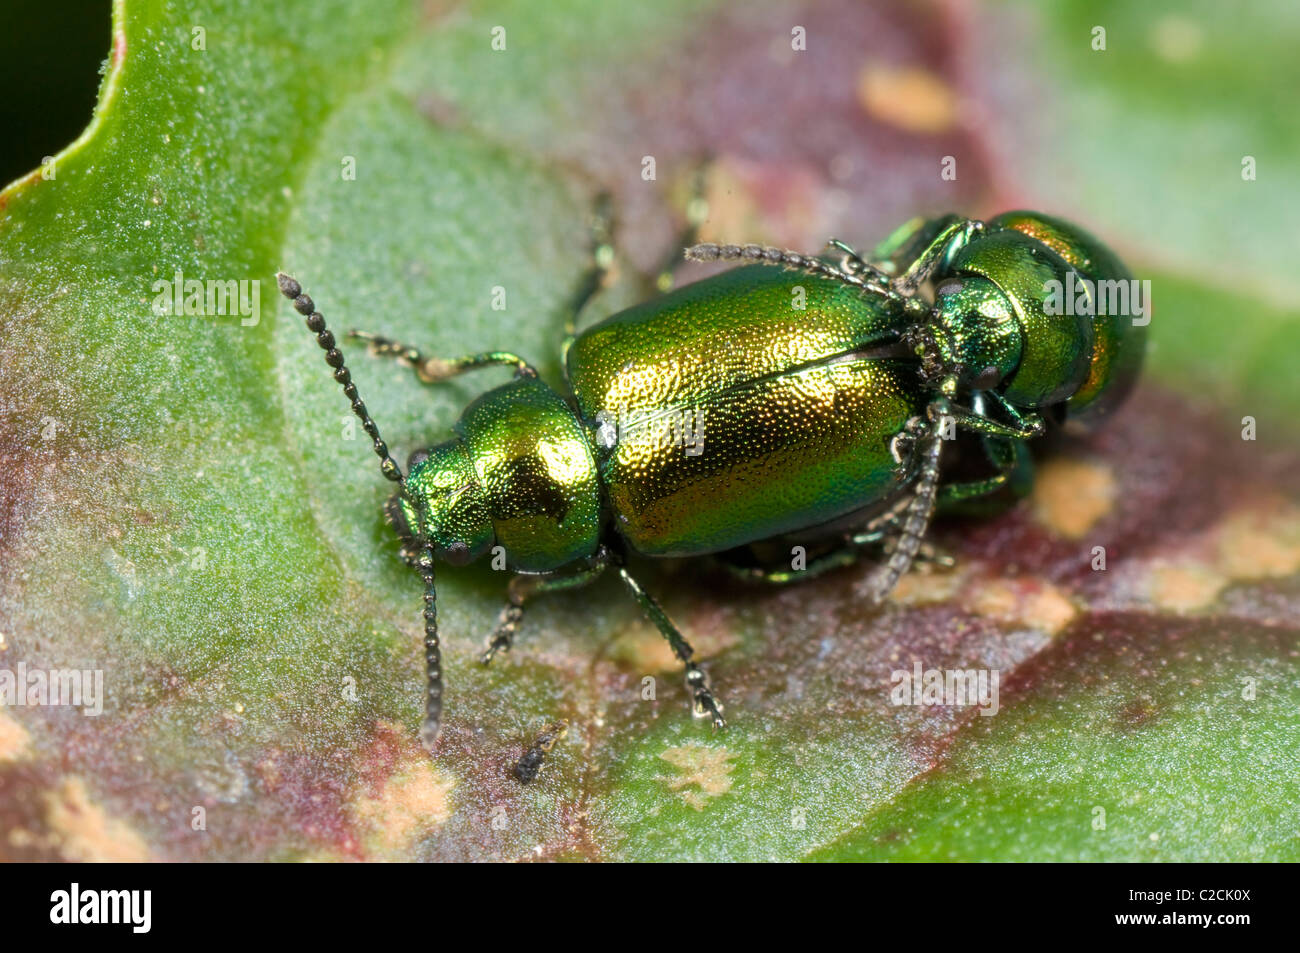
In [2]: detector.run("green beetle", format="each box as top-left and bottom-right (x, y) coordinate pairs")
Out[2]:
(277, 206), (1144, 754)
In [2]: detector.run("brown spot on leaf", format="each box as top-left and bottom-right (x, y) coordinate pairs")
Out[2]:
(659, 743), (735, 810)
(970, 577), (1078, 637)
(1215, 496), (1300, 580)
(691, 158), (764, 245)
(41, 777), (150, 862)
(1128, 498), (1300, 613)
(351, 759), (454, 855)
(0, 710), (31, 761)
(697, 157), (828, 249)
(892, 567), (1076, 637)
(610, 619), (679, 672)
(610, 603), (737, 674)
(1145, 563), (1227, 612)
(1030, 458), (1117, 540)
(857, 65), (957, 134)
(889, 563), (969, 605)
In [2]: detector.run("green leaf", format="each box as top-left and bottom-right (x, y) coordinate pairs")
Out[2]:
(1, 0), (1295, 862)
(809, 617), (1300, 861)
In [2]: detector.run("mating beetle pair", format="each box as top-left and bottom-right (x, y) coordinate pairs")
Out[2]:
(278, 202), (1143, 755)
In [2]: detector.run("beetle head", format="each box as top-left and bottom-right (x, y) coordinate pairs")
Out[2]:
(911, 275), (1023, 392)
(387, 440), (493, 566)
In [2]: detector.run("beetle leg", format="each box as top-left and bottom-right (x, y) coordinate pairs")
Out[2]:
(848, 529), (956, 570)
(940, 403), (1045, 441)
(870, 214), (961, 275)
(653, 159), (711, 294)
(714, 536), (952, 587)
(938, 436), (1034, 506)
(712, 495), (951, 587)
(890, 218), (984, 296)
(914, 538), (957, 569)
(847, 485), (957, 568)
(481, 550), (611, 664)
(561, 192), (618, 385)
(616, 565), (726, 730)
(564, 191), (616, 339)
(716, 545), (861, 585)
(982, 389), (1047, 437)
(346, 332), (539, 383)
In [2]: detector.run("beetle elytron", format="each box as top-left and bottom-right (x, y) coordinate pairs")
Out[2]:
(278, 203), (1144, 755)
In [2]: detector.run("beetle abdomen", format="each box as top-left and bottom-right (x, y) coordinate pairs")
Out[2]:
(600, 357), (922, 556)
(567, 266), (922, 556)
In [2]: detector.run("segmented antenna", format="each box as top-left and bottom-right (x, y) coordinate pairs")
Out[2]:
(417, 542), (443, 753)
(684, 241), (898, 300)
(275, 273), (404, 484)
(277, 273), (444, 755)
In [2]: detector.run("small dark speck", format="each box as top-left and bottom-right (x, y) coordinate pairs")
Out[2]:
(511, 721), (568, 784)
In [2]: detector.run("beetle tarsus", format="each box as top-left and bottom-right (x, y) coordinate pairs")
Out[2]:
(864, 406), (944, 603)
(686, 664), (727, 730)
(481, 600), (524, 665)
(616, 565), (729, 732)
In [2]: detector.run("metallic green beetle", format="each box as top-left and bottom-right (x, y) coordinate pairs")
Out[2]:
(277, 206), (1144, 754)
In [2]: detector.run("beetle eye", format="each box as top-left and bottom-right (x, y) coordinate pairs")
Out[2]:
(972, 365), (1001, 390)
